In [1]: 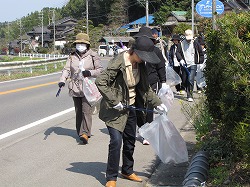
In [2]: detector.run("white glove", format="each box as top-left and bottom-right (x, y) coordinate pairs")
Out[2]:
(113, 102), (124, 110)
(179, 60), (185, 66)
(158, 83), (170, 97)
(156, 103), (168, 114)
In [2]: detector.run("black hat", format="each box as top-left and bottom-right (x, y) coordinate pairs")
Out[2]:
(133, 36), (160, 64)
(133, 26), (155, 39)
(171, 34), (181, 41)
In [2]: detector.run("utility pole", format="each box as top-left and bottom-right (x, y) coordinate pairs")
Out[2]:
(39, 10), (44, 47)
(18, 19), (23, 54)
(145, 0), (149, 27)
(52, 9), (56, 52)
(212, 0), (217, 30)
(192, 0), (194, 35)
(86, 0), (89, 35)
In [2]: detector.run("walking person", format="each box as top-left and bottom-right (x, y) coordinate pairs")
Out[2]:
(58, 32), (103, 144)
(176, 29), (204, 102)
(169, 34), (185, 95)
(196, 38), (207, 93)
(133, 26), (168, 145)
(95, 36), (168, 187)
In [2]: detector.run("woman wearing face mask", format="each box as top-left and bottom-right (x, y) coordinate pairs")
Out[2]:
(58, 32), (103, 144)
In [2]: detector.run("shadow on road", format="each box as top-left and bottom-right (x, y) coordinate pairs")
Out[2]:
(43, 126), (78, 141)
(66, 161), (107, 186)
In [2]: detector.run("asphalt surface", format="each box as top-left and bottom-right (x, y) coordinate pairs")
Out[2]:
(0, 78), (198, 187)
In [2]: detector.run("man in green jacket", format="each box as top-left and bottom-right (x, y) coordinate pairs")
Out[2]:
(96, 36), (167, 187)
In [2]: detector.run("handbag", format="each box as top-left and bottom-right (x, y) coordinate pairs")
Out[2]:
(139, 114), (188, 164)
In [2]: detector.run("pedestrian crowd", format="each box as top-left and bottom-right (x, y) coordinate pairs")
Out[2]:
(57, 27), (206, 187)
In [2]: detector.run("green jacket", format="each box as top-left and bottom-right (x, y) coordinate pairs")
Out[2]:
(95, 52), (162, 132)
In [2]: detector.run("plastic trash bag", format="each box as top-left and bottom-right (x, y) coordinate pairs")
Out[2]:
(82, 77), (102, 106)
(139, 114), (188, 164)
(196, 64), (206, 89)
(166, 65), (182, 87)
(158, 85), (174, 110)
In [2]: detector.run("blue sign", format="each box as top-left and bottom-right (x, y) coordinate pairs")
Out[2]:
(196, 0), (224, 18)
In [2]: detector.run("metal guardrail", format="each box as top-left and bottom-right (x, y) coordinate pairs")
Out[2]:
(0, 53), (68, 76)
(19, 53), (68, 59)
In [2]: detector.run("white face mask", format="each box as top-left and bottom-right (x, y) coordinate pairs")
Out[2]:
(76, 44), (87, 53)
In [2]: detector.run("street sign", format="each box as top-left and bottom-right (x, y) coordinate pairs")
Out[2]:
(196, 0), (224, 18)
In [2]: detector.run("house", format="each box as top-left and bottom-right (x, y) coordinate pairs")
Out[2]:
(27, 26), (51, 49)
(99, 36), (134, 48)
(162, 11), (191, 36)
(222, 0), (250, 11)
(47, 17), (78, 49)
(120, 14), (155, 36)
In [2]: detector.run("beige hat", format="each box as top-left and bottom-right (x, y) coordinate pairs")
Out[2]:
(185, 29), (193, 40)
(73, 33), (90, 44)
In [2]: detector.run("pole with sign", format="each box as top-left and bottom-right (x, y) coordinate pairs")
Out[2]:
(196, 0), (224, 18)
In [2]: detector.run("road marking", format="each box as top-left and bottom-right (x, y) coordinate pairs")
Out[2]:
(0, 81), (57, 95)
(0, 107), (75, 140)
(0, 72), (61, 84)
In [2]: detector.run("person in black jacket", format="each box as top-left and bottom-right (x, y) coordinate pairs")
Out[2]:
(176, 29), (204, 102)
(169, 34), (185, 94)
(133, 26), (167, 145)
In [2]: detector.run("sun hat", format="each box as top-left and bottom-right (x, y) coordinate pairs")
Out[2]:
(73, 33), (90, 44)
(133, 26), (155, 39)
(133, 36), (160, 64)
(171, 34), (181, 41)
(185, 29), (193, 40)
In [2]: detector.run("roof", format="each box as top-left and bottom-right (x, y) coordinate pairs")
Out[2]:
(163, 11), (188, 26)
(171, 11), (187, 21)
(99, 36), (134, 43)
(120, 14), (155, 29)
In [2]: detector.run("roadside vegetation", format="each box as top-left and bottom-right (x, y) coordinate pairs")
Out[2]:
(0, 56), (41, 62)
(0, 60), (65, 82)
(182, 12), (250, 186)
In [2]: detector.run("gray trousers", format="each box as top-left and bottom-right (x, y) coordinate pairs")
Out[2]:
(73, 97), (92, 137)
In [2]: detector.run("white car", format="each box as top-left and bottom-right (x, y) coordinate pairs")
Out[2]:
(98, 45), (114, 57)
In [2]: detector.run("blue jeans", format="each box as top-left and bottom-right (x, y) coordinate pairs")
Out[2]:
(106, 109), (137, 181)
(181, 65), (197, 98)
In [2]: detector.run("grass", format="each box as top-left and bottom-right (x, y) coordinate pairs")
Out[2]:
(0, 62), (65, 82)
(0, 56), (41, 62)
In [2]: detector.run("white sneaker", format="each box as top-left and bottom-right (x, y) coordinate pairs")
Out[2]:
(187, 98), (194, 102)
(197, 90), (202, 94)
(142, 139), (150, 145)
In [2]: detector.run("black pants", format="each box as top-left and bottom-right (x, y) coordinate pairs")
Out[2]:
(173, 66), (185, 92)
(181, 65), (197, 98)
(106, 109), (137, 181)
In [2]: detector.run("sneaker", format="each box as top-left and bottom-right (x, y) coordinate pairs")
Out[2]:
(197, 90), (202, 94)
(142, 139), (150, 145)
(187, 98), (194, 102)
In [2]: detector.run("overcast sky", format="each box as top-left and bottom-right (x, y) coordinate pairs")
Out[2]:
(0, 0), (69, 22)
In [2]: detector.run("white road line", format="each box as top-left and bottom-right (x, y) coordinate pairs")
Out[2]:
(0, 107), (74, 140)
(0, 72), (61, 84)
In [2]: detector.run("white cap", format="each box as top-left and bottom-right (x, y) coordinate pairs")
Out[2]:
(185, 29), (193, 40)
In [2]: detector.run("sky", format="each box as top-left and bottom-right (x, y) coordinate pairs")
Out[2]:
(0, 0), (69, 22)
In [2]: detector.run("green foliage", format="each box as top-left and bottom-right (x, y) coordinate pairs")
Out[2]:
(205, 11), (250, 164)
(172, 23), (191, 35)
(209, 166), (230, 186)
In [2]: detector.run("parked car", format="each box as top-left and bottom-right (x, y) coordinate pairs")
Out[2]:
(98, 45), (114, 57)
